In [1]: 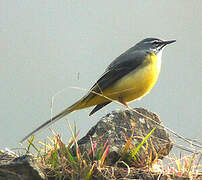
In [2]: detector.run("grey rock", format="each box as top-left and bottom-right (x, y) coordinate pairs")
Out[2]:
(76, 107), (173, 167)
(0, 153), (44, 180)
(0, 108), (173, 179)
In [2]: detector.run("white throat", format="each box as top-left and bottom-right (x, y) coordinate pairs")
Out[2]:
(156, 49), (163, 70)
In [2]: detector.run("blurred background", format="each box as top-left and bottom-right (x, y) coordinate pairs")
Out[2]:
(0, 1), (201, 151)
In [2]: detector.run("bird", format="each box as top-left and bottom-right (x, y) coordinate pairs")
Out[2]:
(20, 37), (176, 143)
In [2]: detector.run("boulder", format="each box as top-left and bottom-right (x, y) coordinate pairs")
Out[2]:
(76, 107), (173, 167)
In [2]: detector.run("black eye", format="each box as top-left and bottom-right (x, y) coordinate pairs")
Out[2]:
(152, 40), (159, 44)
(152, 40), (161, 47)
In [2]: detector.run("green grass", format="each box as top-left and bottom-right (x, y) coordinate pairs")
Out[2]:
(24, 123), (201, 179)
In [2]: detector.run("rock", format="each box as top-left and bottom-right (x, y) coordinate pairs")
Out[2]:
(75, 107), (173, 167)
(0, 108), (174, 179)
(0, 152), (44, 180)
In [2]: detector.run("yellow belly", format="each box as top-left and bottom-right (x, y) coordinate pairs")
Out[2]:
(103, 53), (161, 102)
(106, 63), (159, 102)
(76, 53), (161, 109)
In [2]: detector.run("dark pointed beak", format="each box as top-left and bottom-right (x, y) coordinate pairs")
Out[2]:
(160, 40), (176, 49)
(163, 40), (176, 45)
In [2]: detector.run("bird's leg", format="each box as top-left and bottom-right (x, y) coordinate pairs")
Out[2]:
(118, 97), (128, 108)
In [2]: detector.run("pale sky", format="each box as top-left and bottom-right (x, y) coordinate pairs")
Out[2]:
(0, 1), (201, 150)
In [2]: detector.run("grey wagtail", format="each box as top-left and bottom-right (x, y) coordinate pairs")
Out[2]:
(21, 38), (176, 143)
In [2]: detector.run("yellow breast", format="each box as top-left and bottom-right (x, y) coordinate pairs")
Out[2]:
(103, 52), (162, 102)
(77, 52), (162, 109)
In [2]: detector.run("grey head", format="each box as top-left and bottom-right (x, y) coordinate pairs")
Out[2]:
(107, 37), (175, 71)
(134, 38), (176, 54)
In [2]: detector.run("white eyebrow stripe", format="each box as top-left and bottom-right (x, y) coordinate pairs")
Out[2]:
(143, 40), (160, 44)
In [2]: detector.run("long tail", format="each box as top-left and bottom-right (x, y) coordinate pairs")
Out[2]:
(20, 99), (84, 143)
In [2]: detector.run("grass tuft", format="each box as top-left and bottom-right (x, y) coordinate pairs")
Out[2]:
(23, 123), (201, 179)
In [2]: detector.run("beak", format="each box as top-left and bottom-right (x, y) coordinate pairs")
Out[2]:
(160, 40), (176, 49)
(163, 40), (176, 45)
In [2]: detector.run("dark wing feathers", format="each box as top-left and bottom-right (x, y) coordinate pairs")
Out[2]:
(90, 51), (145, 95)
(83, 50), (146, 114)
(89, 101), (111, 116)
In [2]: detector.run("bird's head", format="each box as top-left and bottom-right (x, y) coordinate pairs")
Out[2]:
(135, 38), (176, 54)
